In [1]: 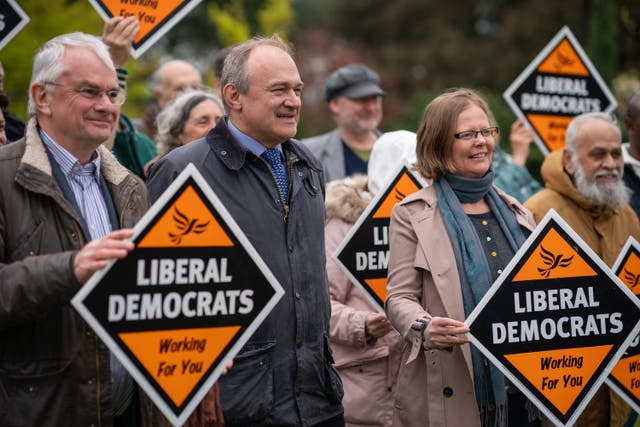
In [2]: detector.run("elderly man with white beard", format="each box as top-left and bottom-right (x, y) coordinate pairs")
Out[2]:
(525, 111), (640, 427)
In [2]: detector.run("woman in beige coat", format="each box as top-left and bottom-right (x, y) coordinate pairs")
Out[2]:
(385, 88), (537, 427)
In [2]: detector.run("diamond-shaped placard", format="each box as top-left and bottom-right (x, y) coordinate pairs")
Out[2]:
(606, 237), (640, 413)
(503, 26), (617, 155)
(466, 210), (640, 427)
(88, 0), (202, 58)
(333, 164), (423, 311)
(72, 163), (284, 426)
(0, 0), (29, 51)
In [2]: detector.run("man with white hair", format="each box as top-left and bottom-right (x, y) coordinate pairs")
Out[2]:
(0, 32), (161, 426)
(525, 111), (640, 427)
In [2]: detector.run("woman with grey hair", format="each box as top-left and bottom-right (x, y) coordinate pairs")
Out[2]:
(145, 90), (224, 176)
(155, 89), (225, 156)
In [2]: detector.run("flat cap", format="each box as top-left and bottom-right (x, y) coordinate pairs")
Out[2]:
(325, 64), (384, 102)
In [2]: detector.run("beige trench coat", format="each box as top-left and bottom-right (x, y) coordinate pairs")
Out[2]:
(385, 185), (535, 427)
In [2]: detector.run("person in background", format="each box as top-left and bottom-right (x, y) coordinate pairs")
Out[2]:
(155, 90), (225, 156)
(0, 60), (26, 142)
(0, 91), (8, 146)
(142, 59), (204, 140)
(100, 16), (157, 180)
(144, 90), (224, 176)
(325, 130), (415, 427)
(147, 35), (345, 427)
(524, 112), (640, 427)
(623, 91), (640, 217)
(303, 64), (384, 183)
(0, 31), (163, 427)
(386, 88), (538, 427)
(493, 118), (542, 203)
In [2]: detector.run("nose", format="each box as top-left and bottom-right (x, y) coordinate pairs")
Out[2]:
(601, 152), (619, 169)
(472, 133), (488, 144)
(93, 94), (120, 114)
(284, 89), (301, 108)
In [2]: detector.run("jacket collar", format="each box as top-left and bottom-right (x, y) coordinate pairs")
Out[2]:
(205, 117), (322, 172)
(21, 118), (132, 186)
(325, 175), (371, 223)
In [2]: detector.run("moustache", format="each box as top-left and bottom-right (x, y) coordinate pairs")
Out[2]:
(593, 168), (620, 181)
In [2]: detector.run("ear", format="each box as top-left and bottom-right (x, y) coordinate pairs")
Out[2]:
(223, 83), (242, 112)
(328, 99), (340, 115)
(31, 83), (52, 116)
(563, 148), (575, 175)
(153, 86), (164, 105)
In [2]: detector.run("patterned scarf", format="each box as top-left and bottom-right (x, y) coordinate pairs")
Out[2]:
(434, 171), (527, 427)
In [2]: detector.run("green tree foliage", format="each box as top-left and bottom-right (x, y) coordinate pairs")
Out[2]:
(208, 0), (251, 45)
(257, 0), (291, 37)
(586, 0), (618, 86)
(208, 0), (292, 45)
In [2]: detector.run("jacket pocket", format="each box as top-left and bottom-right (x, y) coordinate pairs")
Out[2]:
(323, 335), (344, 404)
(302, 171), (321, 197)
(219, 342), (275, 424)
(0, 359), (72, 425)
(8, 219), (44, 262)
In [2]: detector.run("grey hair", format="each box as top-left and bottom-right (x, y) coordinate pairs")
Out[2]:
(565, 112), (621, 151)
(155, 90), (225, 156)
(220, 34), (292, 110)
(28, 32), (115, 116)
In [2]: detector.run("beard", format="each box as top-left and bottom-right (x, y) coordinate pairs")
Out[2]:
(336, 113), (381, 135)
(572, 158), (630, 208)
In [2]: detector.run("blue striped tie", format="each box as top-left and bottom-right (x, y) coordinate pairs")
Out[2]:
(262, 148), (289, 204)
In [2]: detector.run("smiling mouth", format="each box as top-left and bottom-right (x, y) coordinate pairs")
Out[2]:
(469, 153), (487, 159)
(277, 113), (297, 121)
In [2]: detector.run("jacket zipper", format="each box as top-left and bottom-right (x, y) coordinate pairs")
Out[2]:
(283, 160), (295, 223)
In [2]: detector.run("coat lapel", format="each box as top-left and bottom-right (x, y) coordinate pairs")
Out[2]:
(406, 188), (475, 379)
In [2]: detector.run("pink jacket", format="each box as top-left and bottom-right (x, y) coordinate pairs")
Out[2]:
(386, 185), (535, 427)
(325, 176), (402, 427)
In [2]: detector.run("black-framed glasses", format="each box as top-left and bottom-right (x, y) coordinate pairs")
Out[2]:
(454, 126), (499, 141)
(44, 81), (126, 106)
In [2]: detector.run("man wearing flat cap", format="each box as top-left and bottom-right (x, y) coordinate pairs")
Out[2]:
(303, 64), (384, 183)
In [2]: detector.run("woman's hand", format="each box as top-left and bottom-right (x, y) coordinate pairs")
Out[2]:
(427, 316), (470, 348)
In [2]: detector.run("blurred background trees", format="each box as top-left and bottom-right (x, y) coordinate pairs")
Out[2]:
(2, 0), (639, 160)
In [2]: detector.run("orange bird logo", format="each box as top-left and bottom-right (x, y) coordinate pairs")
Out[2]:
(537, 245), (574, 278)
(623, 268), (640, 291)
(394, 188), (407, 202)
(168, 206), (209, 244)
(551, 51), (575, 71)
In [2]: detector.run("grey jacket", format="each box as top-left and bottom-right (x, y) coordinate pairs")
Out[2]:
(303, 129), (346, 183)
(303, 128), (382, 184)
(147, 119), (344, 427)
(0, 119), (157, 426)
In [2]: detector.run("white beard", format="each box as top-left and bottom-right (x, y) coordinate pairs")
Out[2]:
(572, 158), (630, 208)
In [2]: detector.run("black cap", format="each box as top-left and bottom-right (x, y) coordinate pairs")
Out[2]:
(324, 64), (384, 102)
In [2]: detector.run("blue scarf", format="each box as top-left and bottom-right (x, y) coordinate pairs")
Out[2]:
(435, 171), (527, 426)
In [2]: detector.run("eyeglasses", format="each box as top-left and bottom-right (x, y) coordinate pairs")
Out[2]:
(44, 81), (126, 106)
(454, 126), (499, 141)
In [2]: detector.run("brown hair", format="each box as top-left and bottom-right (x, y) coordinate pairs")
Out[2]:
(415, 88), (496, 180)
